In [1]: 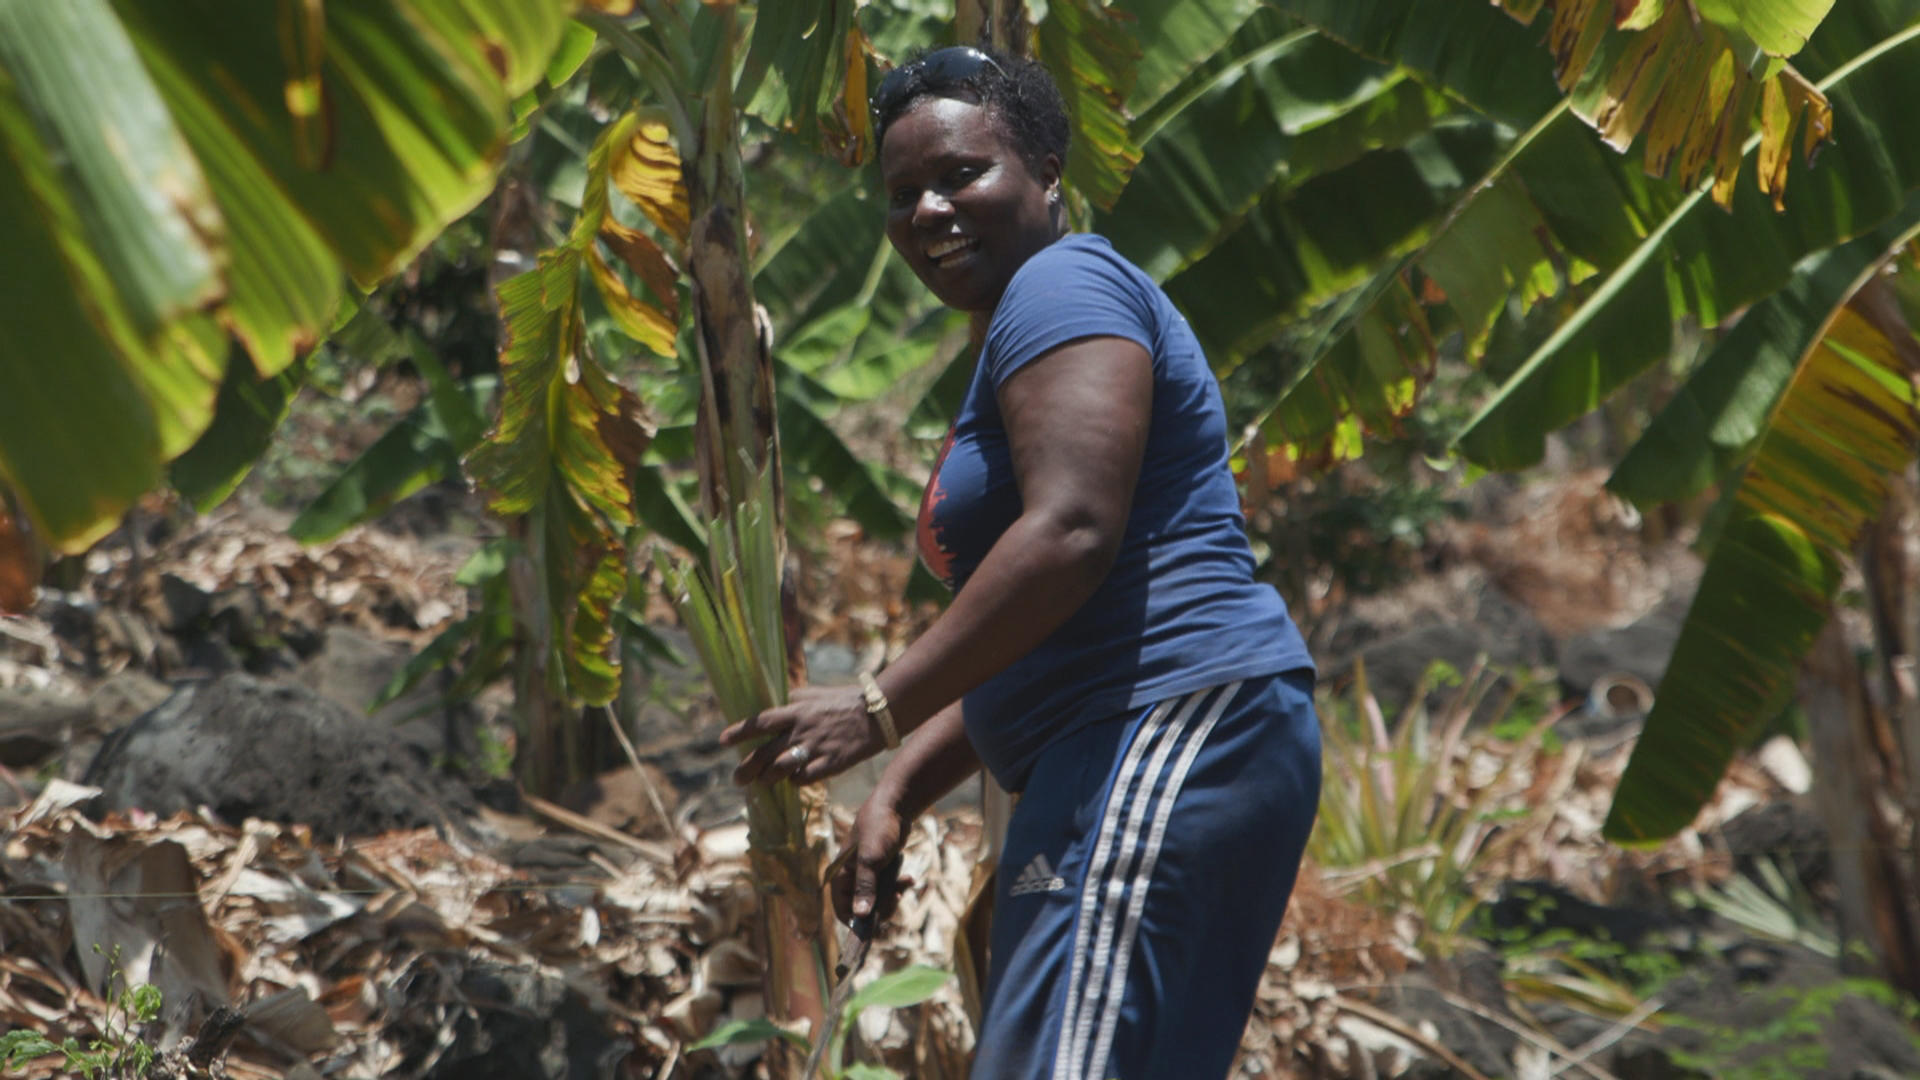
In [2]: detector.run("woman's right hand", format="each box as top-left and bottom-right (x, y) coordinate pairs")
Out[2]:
(831, 793), (913, 925)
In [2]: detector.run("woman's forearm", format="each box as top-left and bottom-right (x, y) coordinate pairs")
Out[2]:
(874, 701), (981, 821)
(877, 509), (1109, 734)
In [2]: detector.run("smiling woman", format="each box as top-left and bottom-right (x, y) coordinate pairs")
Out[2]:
(717, 45), (1321, 1080)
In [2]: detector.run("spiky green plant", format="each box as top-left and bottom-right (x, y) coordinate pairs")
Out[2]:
(1309, 657), (1565, 953)
(657, 455), (834, 1038)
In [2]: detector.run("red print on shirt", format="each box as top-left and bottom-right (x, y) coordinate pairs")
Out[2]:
(917, 426), (958, 587)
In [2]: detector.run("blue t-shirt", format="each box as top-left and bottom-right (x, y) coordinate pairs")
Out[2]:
(916, 233), (1314, 792)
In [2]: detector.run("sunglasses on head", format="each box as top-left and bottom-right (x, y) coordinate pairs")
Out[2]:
(870, 46), (1007, 126)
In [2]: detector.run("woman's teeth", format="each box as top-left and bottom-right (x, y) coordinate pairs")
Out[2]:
(927, 237), (975, 265)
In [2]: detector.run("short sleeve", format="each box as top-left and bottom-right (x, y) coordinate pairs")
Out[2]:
(982, 237), (1157, 388)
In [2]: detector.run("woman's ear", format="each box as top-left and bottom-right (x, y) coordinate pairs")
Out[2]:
(1042, 154), (1063, 194)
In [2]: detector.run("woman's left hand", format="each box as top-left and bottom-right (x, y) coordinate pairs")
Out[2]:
(720, 684), (884, 786)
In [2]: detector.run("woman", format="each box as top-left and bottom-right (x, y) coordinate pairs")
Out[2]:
(720, 46), (1320, 1079)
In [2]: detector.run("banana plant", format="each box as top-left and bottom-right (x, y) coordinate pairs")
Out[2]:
(479, 0), (879, 1060)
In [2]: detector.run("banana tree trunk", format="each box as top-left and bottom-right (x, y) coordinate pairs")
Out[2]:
(682, 7), (832, 1068)
(956, 0), (1027, 52)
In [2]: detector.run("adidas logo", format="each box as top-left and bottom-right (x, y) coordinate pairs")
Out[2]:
(1009, 853), (1067, 896)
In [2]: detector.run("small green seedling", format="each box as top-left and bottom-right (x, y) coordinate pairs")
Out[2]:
(1, 944), (163, 1078)
(691, 964), (950, 1079)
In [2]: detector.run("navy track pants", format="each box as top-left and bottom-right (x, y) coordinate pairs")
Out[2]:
(972, 670), (1320, 1080)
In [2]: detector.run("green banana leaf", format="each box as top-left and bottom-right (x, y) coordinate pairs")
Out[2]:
(1456, 5), (1920, 469)
(1098, 27), (1454, 282)
(1608, 193), (1920, 506)
(1035, 0), (1142, 210)
(1271, 0), (1564, 129)
(1163, 120), (1512, 369)
(777, 375), (915, 542)
(1604, 296), (1920, 842)
(289, 373), (498, 544)
(740, 0), (861, 151)
(1112, 0), (1267, 115)
(0, 0), (571, 552)
(170, 353), (310, 513)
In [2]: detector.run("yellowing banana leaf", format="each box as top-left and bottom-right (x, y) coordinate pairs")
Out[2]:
(1495, 0), (1835, 208)
(1605, 299), (1920, 842)
(1455, 7), (1920, 470)
(467, 252), (652, 707)
(585, 109), (685, 356)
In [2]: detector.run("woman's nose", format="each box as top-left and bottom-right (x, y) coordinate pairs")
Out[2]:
(913, 189), (953, 225)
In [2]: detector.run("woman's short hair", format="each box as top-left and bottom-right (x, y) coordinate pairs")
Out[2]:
(872, 46), (1071, 174)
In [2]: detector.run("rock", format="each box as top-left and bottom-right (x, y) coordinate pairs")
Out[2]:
(149, 573), (212, 633)
(295, 625), (440, 725)
(1368, 970), (1514, 1079)
(1315, 569), (1557, 716)
(88, 670), (173, 727)
(404, 958), (629, 1079)
(1480, 879), (1683, 953)
(1716, 798), (1833, 904)
(0, 688), (102, 766)
(83, 674), (479, 839)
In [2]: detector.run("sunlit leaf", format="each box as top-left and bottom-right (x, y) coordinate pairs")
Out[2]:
(1609, 193), (1920, 507)
(1035, 0), (1142, 211)
(1100, 27), (1453, 281)
(0, 0), (229, 550)
(0, 0), (573, 551)
(0, 0), (222, 337)
(840, 965), (950, 1017)
(688, 1016), (806, 1053)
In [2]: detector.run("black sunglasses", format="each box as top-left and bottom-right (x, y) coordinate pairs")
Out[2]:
(870, 46), (1007, 126)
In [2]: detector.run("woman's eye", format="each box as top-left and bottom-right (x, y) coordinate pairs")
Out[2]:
(948, 166), (980, 186)
(890, 187), (916, 208)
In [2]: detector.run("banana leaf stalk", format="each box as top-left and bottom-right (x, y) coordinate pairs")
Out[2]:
(657, 459), (835, 1043)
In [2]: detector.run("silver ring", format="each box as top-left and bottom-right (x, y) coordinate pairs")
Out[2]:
(782, 744), (811, 768)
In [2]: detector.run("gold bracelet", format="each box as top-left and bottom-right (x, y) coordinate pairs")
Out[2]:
(858, 672), (901, 749)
